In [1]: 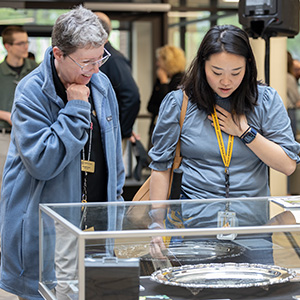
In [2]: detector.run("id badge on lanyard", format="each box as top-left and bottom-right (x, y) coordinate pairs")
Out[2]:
(217, 204), (238, 240)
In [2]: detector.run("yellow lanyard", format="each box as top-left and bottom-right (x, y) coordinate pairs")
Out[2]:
(211, 107), (234, 197)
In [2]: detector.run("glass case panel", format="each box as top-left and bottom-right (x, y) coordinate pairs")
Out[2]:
(39, 196), (300, 300)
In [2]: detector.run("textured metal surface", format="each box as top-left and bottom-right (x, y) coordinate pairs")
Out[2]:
(151, 262), (296, 289)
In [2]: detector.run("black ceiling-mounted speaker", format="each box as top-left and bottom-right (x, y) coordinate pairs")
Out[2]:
(239, 0), (299, 38)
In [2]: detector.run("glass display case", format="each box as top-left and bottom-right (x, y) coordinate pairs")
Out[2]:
(39, 195), (300, 300)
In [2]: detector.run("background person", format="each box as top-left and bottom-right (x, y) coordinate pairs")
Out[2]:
(95, 12), (140, 144)
(287, 51), (300, 139)
(293, 59), (300, 139)
(95, 12), (141, 178)
(148, 25), (300, 260)
(0, 6), (124, 300)
(293, 59), (300, 84)
(147, 45), (186, 150)
(0, 26), (38, 194)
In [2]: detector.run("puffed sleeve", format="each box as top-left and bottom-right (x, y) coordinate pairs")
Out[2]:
(251, 85), (300, 162)
(148, 89), (184, 170)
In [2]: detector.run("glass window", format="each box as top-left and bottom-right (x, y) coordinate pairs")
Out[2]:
(287, 33), (300, 60)
(168, 11), (211, 67)
(110, 20), (131, 60)
(0, 8), (68, 63)
(0, 8), (68, 26)
(217, 12), (239, 27)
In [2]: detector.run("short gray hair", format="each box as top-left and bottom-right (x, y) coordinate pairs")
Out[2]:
(51, 5), (108, 56)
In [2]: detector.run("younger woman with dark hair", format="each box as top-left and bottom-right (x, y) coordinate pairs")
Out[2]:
(148, 25), (300, 260)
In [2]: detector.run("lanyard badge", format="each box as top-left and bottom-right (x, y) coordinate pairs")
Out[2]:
(217, 207), (237, 240)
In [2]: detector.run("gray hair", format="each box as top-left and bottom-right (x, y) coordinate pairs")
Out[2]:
(51, 5), (108, 56)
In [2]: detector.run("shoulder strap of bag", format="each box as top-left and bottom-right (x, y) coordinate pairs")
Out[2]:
(167, 90), (188, 197)
(175, 90), (188, 160)
(132, 90), (188, 202)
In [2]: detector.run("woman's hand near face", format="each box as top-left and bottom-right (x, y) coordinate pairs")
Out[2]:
(207, 105), (249, 137)
(208, 106), (296, 175)
(156, 67), (168, 84)
(66, 83), (90, 102)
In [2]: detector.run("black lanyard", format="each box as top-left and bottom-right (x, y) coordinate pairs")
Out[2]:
(81, 121), (94, 202)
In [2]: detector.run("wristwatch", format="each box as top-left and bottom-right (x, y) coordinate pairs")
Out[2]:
(240, 127), (257, 144)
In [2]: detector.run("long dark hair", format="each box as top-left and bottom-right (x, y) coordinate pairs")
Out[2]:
(181, 25), (258, 116)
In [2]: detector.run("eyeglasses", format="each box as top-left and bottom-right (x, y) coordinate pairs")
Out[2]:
(67, 48), (111, 72)
(11, 41), (30, 47)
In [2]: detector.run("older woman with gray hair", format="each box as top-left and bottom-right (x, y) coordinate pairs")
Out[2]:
(0, 5), (124, 299)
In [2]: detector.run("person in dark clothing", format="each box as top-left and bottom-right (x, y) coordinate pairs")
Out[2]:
(95, 12), (141, 142)
(147, 45), (186, 149)
(95, 12), (146, 180)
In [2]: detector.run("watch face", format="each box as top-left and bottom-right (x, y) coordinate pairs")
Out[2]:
(243, 128), (257, 144)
